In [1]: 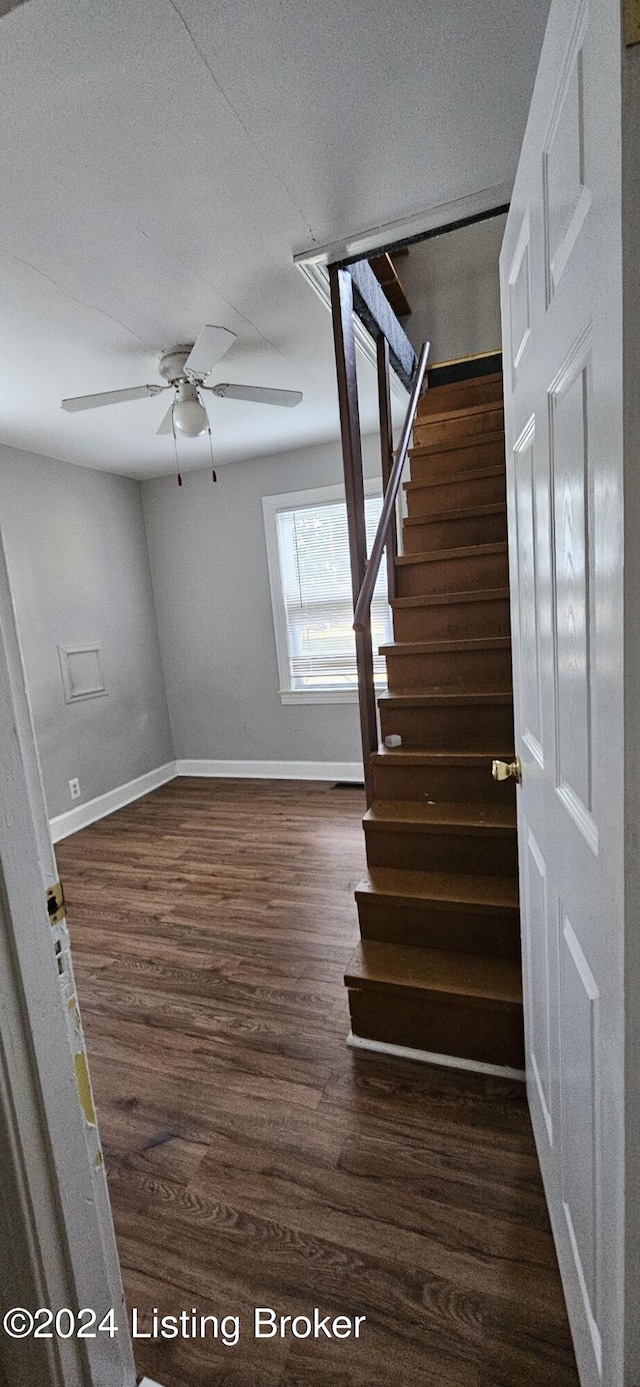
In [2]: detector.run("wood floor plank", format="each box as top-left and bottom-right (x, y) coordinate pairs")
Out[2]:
(55, 778), (578, 1387)
(120, 1263), (288, 1387)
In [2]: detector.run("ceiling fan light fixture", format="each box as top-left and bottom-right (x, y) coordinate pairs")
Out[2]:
(172, 381), (209, 437)
(60, 325), (303, 439)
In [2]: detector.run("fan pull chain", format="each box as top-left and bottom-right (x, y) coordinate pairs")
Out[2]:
(171, 406), (182, 487)
(208, 426), (217, 483)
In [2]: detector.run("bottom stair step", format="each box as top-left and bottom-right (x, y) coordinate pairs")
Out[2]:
(345, 940), (524, 1069)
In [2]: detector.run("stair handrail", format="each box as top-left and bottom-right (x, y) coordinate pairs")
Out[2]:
(353, 340), (430, 633)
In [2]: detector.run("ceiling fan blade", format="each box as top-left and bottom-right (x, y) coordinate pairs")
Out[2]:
(61, 384), (165, 412)
(156, 403), (175, 436)
(210, 383), (303, 408)
(184, 326), (236, 379)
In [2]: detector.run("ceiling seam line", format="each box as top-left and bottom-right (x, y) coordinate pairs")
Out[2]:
(166, 0), (317, 244)
(2, 247), (146, 343)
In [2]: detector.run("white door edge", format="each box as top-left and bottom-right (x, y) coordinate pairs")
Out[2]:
(0, 528), (135, 1386)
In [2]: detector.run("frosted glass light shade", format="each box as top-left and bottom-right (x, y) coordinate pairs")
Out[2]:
(173, 394), (208, 436)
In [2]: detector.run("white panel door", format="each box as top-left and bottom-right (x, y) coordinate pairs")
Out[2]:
(500, 1), (624, 1383)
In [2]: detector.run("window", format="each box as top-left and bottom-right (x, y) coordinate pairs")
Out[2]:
(263, 481), (392, 704)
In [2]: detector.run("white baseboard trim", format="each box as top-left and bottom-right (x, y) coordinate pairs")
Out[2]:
(347, 1031), (526, 1082)
(175, 759), (364, 782)
(49, 758), (366, 840)
(49, 762), (176, 843)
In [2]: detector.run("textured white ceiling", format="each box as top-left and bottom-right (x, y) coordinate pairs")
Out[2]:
(0, 0), (550, 477)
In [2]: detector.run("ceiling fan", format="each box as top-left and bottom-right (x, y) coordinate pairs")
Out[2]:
(61, 325), (303, 437)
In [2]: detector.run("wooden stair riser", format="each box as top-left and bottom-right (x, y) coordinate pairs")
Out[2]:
(392, 593), (511, 643)
(409, 435), (505, 484)
(371, 758), (516, 804)
(397, 546), (509, 598)
(419, 371), (503, 418)
(403, 507), (507, 554)
(412, 406), (503, 450)
(348, 989), (524, 1068)
(384, 642), (512, 693)
(364, 822), (519, 876)
(379, 698), (515, 751)
(405, 467), (506, 517)
(356, 897), (520, 957)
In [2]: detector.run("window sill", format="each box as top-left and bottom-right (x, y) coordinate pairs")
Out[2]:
(279, 688), (386, 706)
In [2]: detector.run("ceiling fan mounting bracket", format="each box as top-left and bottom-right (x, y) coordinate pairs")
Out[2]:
(158, 345), (198, 385)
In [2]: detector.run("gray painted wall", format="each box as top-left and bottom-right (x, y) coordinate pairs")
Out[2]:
(0, 445), (174, 818)
(402, 214), (507, 365)
(142, 435), (382, 765)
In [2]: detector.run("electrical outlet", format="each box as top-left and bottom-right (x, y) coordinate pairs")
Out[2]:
(68, 778), (81, 801)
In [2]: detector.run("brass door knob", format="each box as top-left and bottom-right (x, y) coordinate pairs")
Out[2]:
(492, 757), (522, 784)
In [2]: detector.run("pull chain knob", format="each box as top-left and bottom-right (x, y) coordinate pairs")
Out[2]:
(492, 757), (522, 784)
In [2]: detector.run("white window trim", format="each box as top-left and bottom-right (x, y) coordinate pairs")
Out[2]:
(262, 478), (387, 705)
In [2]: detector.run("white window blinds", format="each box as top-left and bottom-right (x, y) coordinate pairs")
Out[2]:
(275, 493), (391, 692)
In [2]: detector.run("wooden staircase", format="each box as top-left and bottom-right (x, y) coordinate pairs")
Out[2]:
(345, 367), (525, 1072)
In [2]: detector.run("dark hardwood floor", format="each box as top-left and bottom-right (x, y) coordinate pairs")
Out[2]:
(56, 778), (579, 1387)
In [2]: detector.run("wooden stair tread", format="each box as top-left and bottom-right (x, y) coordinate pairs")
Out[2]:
(404, 462), (505, 493)
(364, 800), (516, 832)
(345, 940), (522, 1007)
(391, 587), (509, 610)
(404, 502), (506, 527)
(356, 867), (519, 911)
(413, 399), (504, 426)
(371, 748), (511, 767)
(410, 429), (505, 459)
(395, 541), (507, 567)
(380, 636), (510, 656)
(419, 370), (503, 410)
(379, 689), (513, 707)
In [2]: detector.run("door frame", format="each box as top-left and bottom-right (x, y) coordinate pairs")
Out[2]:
(0, 528), (136, 1387)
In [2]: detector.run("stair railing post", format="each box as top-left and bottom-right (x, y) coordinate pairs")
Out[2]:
(329, 264), (378, 804)
(376, 335), (398, 602)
